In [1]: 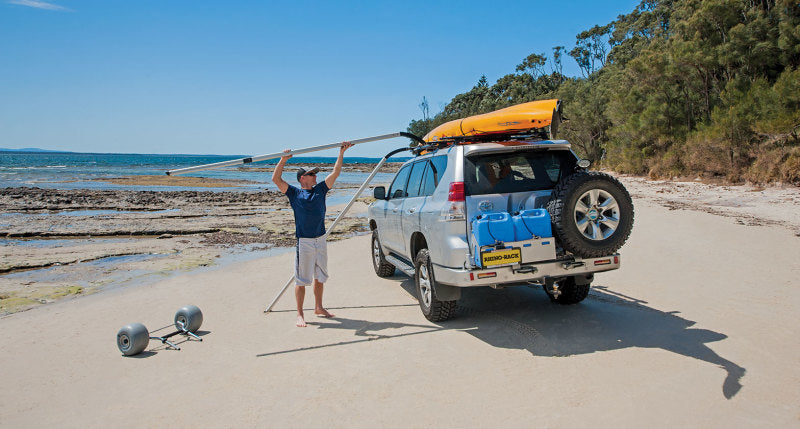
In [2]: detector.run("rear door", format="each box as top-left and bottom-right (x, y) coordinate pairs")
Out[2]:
(463, 149), (573, 219)
(416, 156), (447, 260)
(462, 149), (575, 262)
(382, 163), (412, 253)
(400, 160), (428, 258)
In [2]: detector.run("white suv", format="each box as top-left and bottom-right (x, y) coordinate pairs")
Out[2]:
(368, 138), (634, 321)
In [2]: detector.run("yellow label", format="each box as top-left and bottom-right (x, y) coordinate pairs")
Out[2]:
(481, 248), (521, 267)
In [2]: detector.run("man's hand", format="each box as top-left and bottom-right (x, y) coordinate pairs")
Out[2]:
(339, 142), (354, 153)
(326, 142), (353, 189)
(280, 148), (293, 162)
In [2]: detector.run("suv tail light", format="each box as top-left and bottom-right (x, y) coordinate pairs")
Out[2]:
(442, 182), (466, 221)
(448, 182), (465, 201)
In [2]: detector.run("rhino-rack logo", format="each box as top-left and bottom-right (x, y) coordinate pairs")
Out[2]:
(482, 248), (521, 266)
(484, 253), (516, 262)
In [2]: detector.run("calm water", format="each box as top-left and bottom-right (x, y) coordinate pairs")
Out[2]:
(0, 151), (409, 194)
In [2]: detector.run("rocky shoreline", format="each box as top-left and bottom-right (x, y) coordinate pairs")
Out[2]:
(0, 185), (374, 314)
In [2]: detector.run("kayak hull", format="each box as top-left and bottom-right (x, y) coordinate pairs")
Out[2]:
(423, 99), (561, 142)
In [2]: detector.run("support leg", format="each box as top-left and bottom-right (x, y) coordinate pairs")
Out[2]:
(264, 275), (295, 313)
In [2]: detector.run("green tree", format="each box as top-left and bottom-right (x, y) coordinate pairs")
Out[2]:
(516, 53), (548, 80)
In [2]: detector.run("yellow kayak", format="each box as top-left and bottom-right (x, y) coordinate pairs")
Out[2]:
(423, 99), (561, 142)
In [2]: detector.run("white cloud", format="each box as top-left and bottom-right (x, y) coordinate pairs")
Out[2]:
(7, 0), (71, 11)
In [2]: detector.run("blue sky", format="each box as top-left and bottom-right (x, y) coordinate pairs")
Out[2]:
(1, 0), (639, 157)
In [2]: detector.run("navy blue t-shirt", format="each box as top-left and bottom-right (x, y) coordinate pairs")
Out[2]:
(285, 182), (329, 238)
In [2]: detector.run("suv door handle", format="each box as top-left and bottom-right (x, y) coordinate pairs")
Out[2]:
(407, 207), (417, 214)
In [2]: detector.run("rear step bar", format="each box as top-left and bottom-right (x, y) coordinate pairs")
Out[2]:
(385, 254), (415, 277)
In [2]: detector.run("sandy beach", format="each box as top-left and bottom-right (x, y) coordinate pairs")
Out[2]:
(1, 176), (799, 427)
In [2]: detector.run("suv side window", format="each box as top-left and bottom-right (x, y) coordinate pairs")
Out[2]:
(429, 155), (448, 186)
(388, 164), (412, 199)
(416, 155), (448, 197)
(420, 161), (436, 196)
(406, 161), (427, 198)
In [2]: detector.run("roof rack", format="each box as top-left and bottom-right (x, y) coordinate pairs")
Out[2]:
(412, 128), (551, 156)
(411, 140), (453, 156)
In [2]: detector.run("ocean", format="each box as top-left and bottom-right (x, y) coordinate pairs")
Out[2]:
(0, 151), (409, 195)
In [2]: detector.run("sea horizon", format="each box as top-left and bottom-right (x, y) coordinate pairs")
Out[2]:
(0, 147), (411, 159)
(0, 151), (409, 194)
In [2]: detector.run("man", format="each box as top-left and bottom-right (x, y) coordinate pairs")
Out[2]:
(272, 142), (354, 327)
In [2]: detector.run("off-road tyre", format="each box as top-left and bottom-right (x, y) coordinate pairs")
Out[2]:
(414, 249), (457, 322)
(371, 230), (395, 277)
(544, 277), (590, 305)
(546, 171), (634, 258)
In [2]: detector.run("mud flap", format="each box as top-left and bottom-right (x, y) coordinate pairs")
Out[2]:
(434, 283), (461, 301)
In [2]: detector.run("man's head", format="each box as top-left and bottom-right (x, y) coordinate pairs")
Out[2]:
(296, 167), (320, 189)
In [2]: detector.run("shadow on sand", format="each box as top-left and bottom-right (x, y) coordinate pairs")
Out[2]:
(258, 278), (745, 399)
(440, 282), (745, 399)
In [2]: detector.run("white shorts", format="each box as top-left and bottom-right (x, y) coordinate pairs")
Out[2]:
(295, 235), (329, 286)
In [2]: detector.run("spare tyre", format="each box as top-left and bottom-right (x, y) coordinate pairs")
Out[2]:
(546, 171), (634, 258)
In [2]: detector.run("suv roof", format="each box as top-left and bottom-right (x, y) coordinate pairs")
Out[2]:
(462, 139), (572, 156)
(412, 138), (572, 160)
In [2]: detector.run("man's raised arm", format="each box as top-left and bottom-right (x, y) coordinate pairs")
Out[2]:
(272, 149), (291, 193)
(325, 142), (353, 189)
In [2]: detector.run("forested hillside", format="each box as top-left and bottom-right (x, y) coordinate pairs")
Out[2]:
(408, 0), (800, 184)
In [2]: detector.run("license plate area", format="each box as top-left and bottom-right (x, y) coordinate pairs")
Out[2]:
(480, 247), (521, 267)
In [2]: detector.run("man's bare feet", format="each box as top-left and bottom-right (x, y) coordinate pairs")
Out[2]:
(315, 308), (335, 318)
(296, 314), (307, 327)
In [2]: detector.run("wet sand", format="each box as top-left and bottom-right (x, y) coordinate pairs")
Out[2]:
(0, 183), (375, 314)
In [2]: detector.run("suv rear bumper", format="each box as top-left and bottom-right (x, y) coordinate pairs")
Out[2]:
(432, 254), (620, 287)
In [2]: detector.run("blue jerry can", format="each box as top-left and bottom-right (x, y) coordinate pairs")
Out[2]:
(471, 213), (516, 268)
(471, 212), (516, 246)
(512, 209), (552, 240)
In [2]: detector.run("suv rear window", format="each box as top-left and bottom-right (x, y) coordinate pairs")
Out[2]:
(464, 150), (574, 196)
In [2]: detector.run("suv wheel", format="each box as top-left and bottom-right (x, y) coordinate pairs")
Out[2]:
(371, 230), (395, 277)
(544, 276), (590, 305)
(414, 249), (456, 322)
(547, 171), (634, 258)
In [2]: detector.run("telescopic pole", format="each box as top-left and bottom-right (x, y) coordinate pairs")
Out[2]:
(263, 146), (412, 314)
(166, 132), (422, 176)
